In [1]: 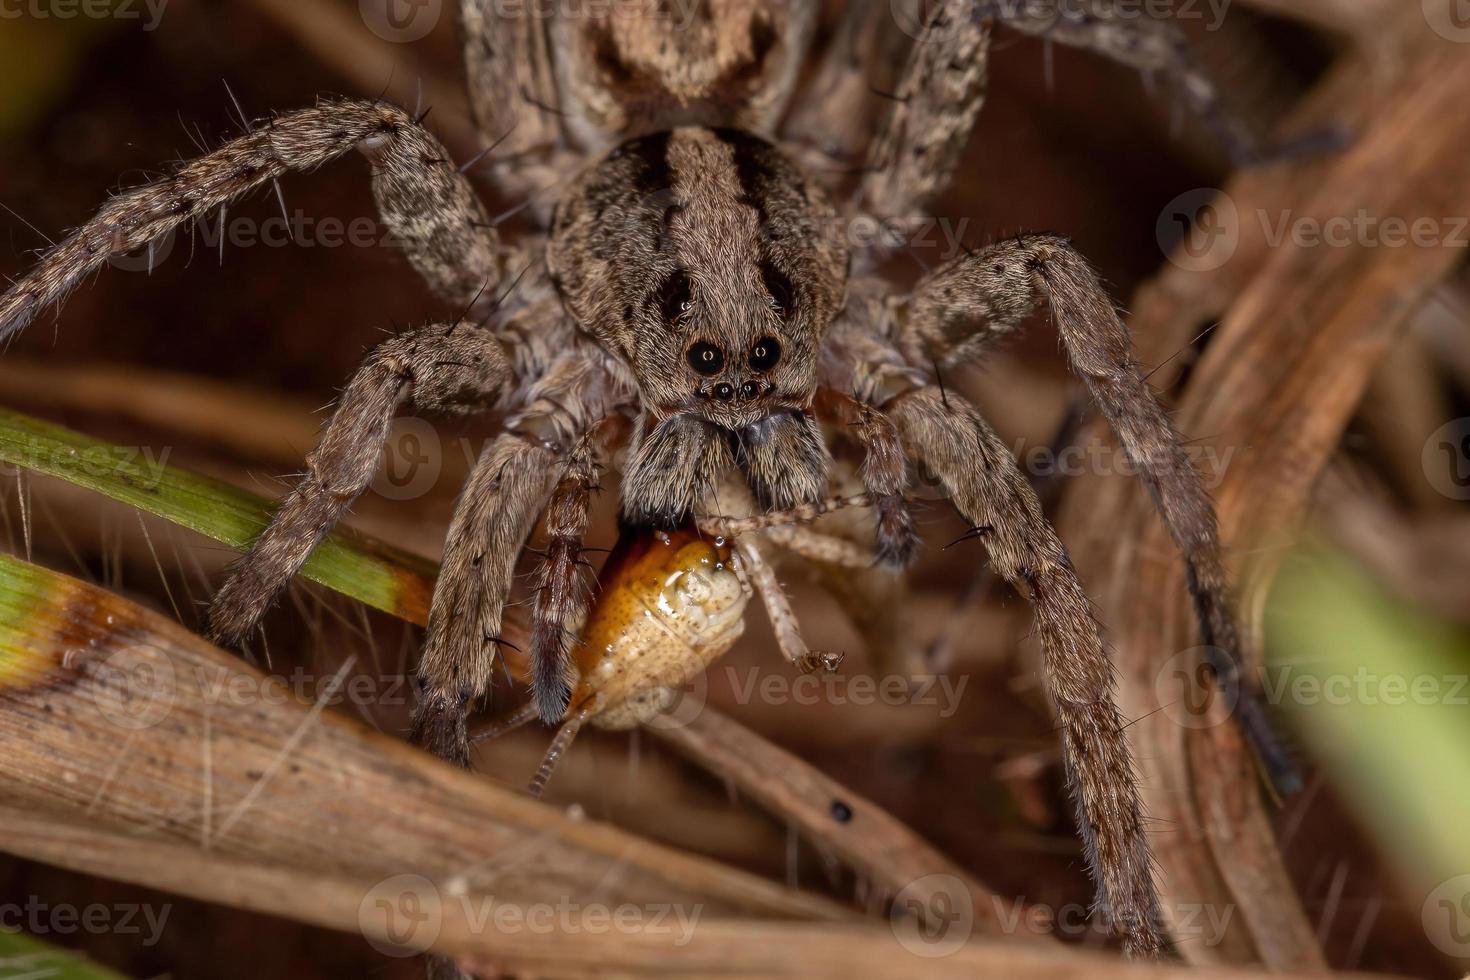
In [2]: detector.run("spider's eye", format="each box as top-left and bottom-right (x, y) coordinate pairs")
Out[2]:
(760, 262), (794, 320)
(686, 342), (725, 376)
(748, 336), (782, 373)
(658, 270), (694, 325)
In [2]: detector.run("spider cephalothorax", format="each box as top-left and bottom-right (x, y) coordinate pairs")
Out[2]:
(0, 0), (1321, 964)
(549, 126), (848, 524)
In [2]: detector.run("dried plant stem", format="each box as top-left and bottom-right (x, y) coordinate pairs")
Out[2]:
(649, 704), (1056, 944)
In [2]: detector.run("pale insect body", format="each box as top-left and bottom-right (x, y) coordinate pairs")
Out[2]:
(483, 504), (853, 795)
(566, 526), (746, 730)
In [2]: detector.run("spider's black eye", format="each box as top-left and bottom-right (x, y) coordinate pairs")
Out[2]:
(686, 342), (725, 376)
(760, 261), (794, 320)
(658, 269), (693, 326)
(748, 336), (782, 373)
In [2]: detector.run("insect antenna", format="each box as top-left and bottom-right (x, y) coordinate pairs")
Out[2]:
(528, 709), (591, 798)
(470, 701), (540, 745)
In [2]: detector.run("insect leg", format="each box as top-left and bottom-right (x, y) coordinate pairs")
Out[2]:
(735, 536), (844, 676)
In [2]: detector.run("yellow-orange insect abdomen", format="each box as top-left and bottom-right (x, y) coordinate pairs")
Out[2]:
(570, 526), (746, 729)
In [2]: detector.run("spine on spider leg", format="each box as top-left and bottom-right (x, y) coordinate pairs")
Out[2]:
(530, 449), (599, 724)
(1028, 238), (1301, 795)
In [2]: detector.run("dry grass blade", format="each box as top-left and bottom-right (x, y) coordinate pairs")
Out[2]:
(0, 406), (1035, 953)
(0, 357), (320, 467)
(3, 552), (1389, 975)
(450, 921), (1392, 980)
(1065, 10), (1470, 969)
(649, 703), (1055, 945)
(0, 553), (850, 954)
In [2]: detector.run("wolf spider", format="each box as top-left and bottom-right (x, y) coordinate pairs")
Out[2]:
(0, 0), (1313, 959)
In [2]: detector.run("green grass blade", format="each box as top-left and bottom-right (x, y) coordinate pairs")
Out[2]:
(0, 405), (434, 625)
(0, 929), (129, 980)
(1268, 546), (1470, 892)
